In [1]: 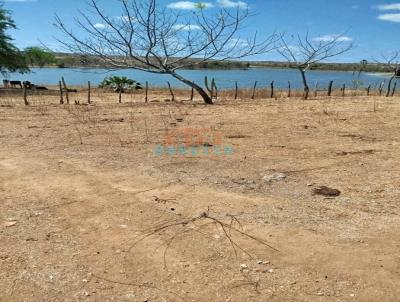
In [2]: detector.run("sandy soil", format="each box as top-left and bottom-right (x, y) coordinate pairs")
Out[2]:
(1, 92), (400, 301)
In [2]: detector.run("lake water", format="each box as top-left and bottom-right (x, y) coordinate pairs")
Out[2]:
(2, 67), (397, 90)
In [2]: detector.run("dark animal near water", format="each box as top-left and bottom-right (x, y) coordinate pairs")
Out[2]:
(23, 81), (33, 89)
(34, 86), (48, 90)
(22, 81), (48, 90)
(67, 89), (78, 93)
(10, 81), (23, 88)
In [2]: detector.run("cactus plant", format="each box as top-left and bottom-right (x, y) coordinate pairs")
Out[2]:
(204, 76), (218, 99)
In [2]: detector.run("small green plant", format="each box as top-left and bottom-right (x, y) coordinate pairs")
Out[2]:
(99, 76), (142, 93)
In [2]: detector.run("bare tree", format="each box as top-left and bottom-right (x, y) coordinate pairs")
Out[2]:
(55, 0), (276, 104)
(375, 51), (400, 97)
(276, 33), (352, 99)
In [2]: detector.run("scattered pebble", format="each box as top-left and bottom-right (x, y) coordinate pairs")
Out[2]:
(262, 173), (287, 183)
(3, 221), (17, 227)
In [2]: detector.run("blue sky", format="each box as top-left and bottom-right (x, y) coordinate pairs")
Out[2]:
(3, 0), (400, 62)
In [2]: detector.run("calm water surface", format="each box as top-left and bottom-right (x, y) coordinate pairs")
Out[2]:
(3, 67), (397, 90)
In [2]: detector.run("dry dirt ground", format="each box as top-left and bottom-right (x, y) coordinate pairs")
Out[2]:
(1, 92), (400, 301)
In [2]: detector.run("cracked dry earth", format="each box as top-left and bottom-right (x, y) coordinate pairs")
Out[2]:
(1, 94), (400, 301)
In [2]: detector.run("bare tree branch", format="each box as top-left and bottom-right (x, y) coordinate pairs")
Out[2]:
(54, 0), (277, 104)
(276, 32), (353, 99)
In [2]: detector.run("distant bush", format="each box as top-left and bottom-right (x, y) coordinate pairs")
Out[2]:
(24, 47), (58, 67)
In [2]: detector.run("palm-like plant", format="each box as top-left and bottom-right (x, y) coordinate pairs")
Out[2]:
(99, 76), (142, 93)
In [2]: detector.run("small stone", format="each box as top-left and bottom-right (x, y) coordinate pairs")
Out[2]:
(317, 292), (324, 296)
(267, 269), (274, 273)
(3, 221), (17, 227)
(312, 186), (341, 197)
(263, 173), (287, 183)
(350, 294), (355, 297)
(240, 264), (248, 269)
(82, 279), (88, 283)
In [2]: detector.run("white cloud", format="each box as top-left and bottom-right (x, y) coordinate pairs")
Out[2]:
(167, 1), (214, 10)
(377, 3), (400, 10)
(227, 38), (249, 47)
(313, 34), (353, 42)
(378, 13), (400, 22)
(172, 24), (201, 31)
(217, 0), (248, 9)
(93, 23), (107, 29)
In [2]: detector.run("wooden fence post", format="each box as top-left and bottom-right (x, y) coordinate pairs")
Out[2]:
(341, 84), (346, 97)
(87, 81), (91, 104)
(118, 88), (122, 103)
(327, 81), (333, 97)
(270, 81), (274, 98)
(167, 82), (175, 102)
(251, 81), (257, 100)
(59, 81), (64, 105)
(61, 77), (70, 104)
(391, 82), (397, 97)
(145, 81), (149, 103)
(366, 85), (371, 96)
(288, 81), (291, 98)
(234, 81), (238, 100)
(190, 83), (194, 102)
(23, 86), (29, 106)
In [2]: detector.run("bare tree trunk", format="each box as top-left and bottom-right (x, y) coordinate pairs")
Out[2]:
(118, 88), (122, 103)
(170, 72), (213, 104)
(299, 68), (309, 99)
(366, 85), (371, 96)
(386, 76), (395, 97)
(288, 81), (291, 98)
(167, 82), (175, 102)
(341, 84), (346, 97)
